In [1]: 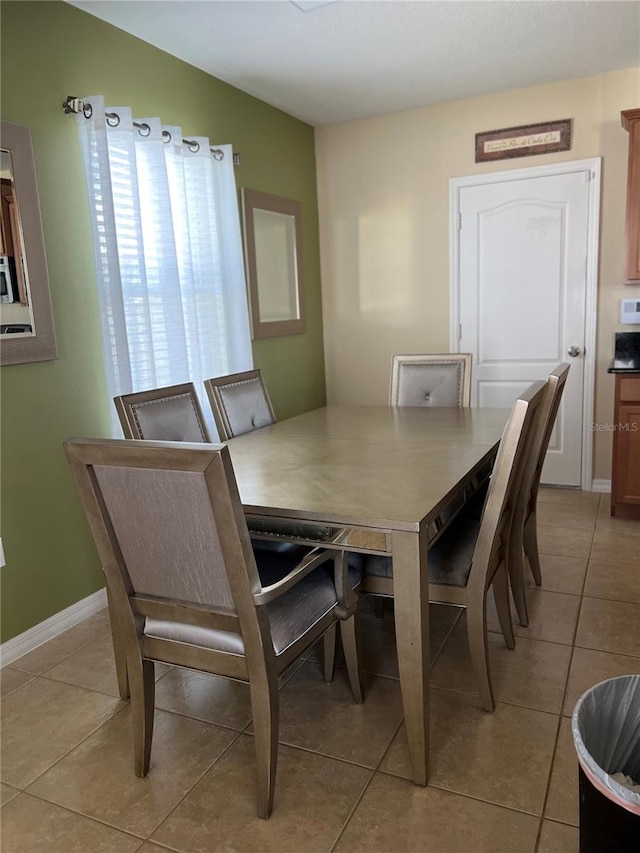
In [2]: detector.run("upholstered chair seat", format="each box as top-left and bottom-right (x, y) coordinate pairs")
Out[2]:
(364, 520), (478, 588)
(145, 547), (362, 657)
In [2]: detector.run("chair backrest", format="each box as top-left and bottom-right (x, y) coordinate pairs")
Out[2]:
(528, 363), (571, 505)
(390, 353), (472, 407)
(508, 363), (570, 532)
(204, 369), (276, 441)
(64, 438), (261, 641)
(114, 383), (211, 443)
(468, 380), (547, 592)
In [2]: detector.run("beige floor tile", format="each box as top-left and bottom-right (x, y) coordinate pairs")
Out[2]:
(358, 603), (400, 678)
(0, 667), (34, 699)
(537, 819), (579, 853)
(431, 624), (571, 714)
(563, 647), (640, 716)
(537, 526), (593, 560)
(525, 554), (588, 596)
(359, 597), (462, 625)
(136, 846), (171, 852)
(0, 793), (141, 853)
(428, 621), (457, 666)
(278, 657), (305, 688)
(358, 609), (455, 679)
(538, 488), (600, 508)
(429, 602), (463, 624)
(0, 783), (19, 807)
(380, 689), (558, 815)
(584, 558), (640, 605)
(154, 667), (252, 729)
(9, 616), (111, 675)
(537, 501), (598, 532)
(44, 633), (123, 697)
(1, 677), (123, 789)
(28, 706), (237, 838)
(45, 635), (172, 697)
(595, 500), (640, 538)
(576, 597), (640, 657)
(590, 530), (640, 566)
(545, 717), (578, 826)
(274, 661), (404, 768)
(151, 735), (371, 853)
(334, 773), (538, 853)
(487, 588), (581, 646)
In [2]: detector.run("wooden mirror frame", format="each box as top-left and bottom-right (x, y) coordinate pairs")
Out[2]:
(241, 188), (305, 339)
(1, 121), (58, 365)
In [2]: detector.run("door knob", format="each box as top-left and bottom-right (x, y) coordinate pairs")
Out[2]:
(567, 346), (582, 357)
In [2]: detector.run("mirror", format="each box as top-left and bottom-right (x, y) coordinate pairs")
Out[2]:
(0, 121), (57, 365)
(241, 188), (304, 338)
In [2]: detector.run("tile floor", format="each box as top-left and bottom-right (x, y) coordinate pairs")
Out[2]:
(2, 489), (639, 852)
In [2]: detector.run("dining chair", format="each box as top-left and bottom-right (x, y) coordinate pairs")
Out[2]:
(379, 352), (474, 619)
(507, 363), (570, 626)
(362, 380), (547, 711)
(64, 438), (363, 819)
(114, 382), (211, 442)
(205, 369), (362, 676)
(204, 369), (276, 441)
(204, 368), (365, 672)
(389, 353), (472, 408)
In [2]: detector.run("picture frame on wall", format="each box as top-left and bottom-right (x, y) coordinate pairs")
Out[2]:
(475, 119), (572, 163)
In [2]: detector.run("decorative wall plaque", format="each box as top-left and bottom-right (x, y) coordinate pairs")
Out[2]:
(475, 119), (572, 163)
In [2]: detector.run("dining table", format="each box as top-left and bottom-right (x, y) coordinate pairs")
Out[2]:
(225, 404), (511, 785)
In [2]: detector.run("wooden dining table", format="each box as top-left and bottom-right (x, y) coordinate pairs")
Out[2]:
(225, 404), (511, 785)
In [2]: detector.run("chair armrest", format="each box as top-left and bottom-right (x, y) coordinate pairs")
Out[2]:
(253, 548), (334, 605)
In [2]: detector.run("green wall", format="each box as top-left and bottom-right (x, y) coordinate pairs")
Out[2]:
(0, 1), (326, 642)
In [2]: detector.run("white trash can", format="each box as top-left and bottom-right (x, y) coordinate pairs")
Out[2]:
(572, 674), (640, 852)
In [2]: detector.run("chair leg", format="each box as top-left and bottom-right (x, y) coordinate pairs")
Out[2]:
(507, 529), (529, 628)
(523, 512), (542, 586)
(493, 563), (515, 650)
(323, 624), (337, 684)
(129, 656), (155, 777)
(340, 616), (364, 703)
(249, 667), (279, 819)
(106, 585), (130, 699)
(466, 598), (495, 713)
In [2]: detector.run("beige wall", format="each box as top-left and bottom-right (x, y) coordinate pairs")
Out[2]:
(316, 68), (640, 484)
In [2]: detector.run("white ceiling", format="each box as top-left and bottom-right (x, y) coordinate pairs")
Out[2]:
(70, 1), (640, 126)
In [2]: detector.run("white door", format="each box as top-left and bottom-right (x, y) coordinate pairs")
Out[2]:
(452, 161), (599, 487)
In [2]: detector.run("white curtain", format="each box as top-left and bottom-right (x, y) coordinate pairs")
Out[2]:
(75, 96), (253, 434)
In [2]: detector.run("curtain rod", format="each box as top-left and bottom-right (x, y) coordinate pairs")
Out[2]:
(62, 96), (240, 164)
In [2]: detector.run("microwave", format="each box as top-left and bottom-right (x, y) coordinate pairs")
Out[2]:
(0, 255), (18, 304)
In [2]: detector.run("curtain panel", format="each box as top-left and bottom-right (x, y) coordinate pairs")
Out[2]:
(75, 96), (253, 435)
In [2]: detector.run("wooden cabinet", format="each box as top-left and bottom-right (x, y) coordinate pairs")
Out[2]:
(611, 375), (640, 518)
(622, 109), (640, 284)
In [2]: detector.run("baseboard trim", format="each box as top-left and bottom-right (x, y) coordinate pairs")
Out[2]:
(591, 479), (612, 493)
(0, 587), (107, 668)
